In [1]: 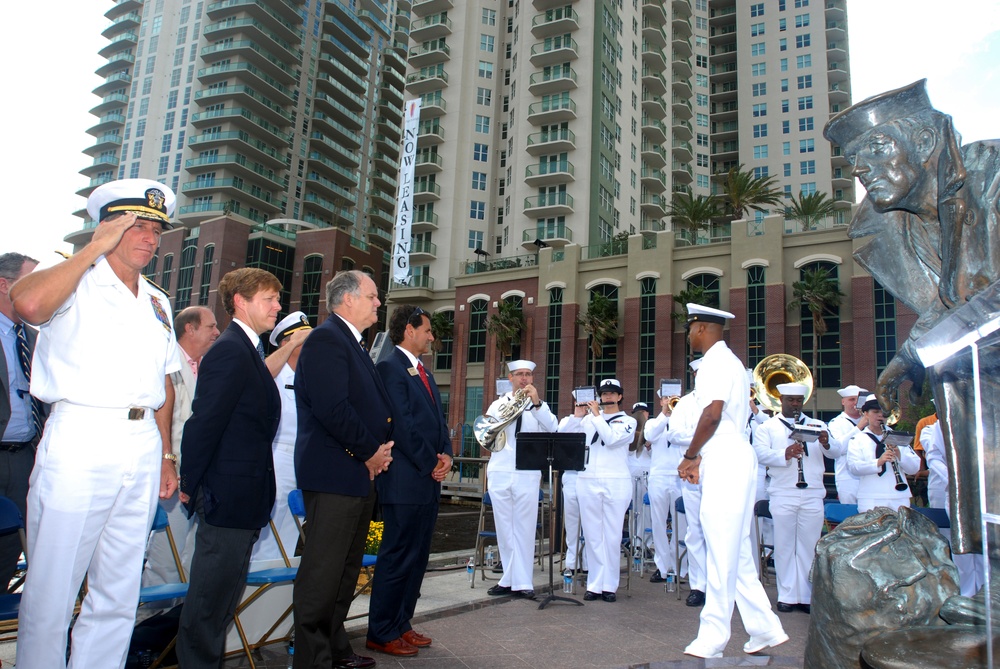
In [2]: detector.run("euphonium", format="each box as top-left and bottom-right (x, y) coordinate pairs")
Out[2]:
(473, 388), (533, 452)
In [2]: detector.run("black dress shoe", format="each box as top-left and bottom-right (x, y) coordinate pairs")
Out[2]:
(583, 591), (600, 601)
(797, 603), (811, 614)
(601, 591), (617, 602)
(491, 562), (504, 573)
(512, 589), (535, 599)
(649, 570), (665, 583)
(487, 584), (512, 596)
(776, 601), (794, 613)
(685, 590), (705, 607)
(332, 653), (377, 669)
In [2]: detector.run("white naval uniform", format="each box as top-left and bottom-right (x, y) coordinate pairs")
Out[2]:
(754, 414), (841, 606)
(686, 341), (784, 657)
(250, 363), (300, 565)
(922, 422), (985, 597)
(627, 443), (652, 552)
(828, 411), (862, 504)
(667, 392), (702, 587)
(746, 408), (771, 575)
(847, 427), (920, 512)
(19, 258), (181, 669)
(561, 410), (635, 594)
(485, 395), (558, 591)
(557, 415), (587, 571)
(644, 409), (682, 577)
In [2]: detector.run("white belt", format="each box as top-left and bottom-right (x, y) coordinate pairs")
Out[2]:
(52, 401), (156, 421)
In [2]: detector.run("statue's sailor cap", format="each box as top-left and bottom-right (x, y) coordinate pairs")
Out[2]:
(269, 311), (312, 347)
(686, 303), (735, 327)
(87, 178), (175, 229)
(824, 79), (933, 147)
(507, 360), (536, 373)
(776, 383), (809, 397)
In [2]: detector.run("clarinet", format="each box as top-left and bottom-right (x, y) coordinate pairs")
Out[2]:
(793, 411), (808, 489)
(881, 422), (908, 492)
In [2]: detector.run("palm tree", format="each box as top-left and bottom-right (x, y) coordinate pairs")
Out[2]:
(666, 192), (722, 245)
(429, 310), (453, 353)
(576, 293), (619, 385)
(720, 164), (784, 220)
(787, 267), (844, 413)
(785, 191), (837, 231)
(486, 299), (525, 371)
(670, 285), (713, 325)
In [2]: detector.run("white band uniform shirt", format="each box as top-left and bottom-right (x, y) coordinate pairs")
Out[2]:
(828, 411), (862, 504)
(847, 426), (921, 512)
(665, 392), (702, 588)
(556, 415), (587, 572)
(485, 394), (558, 592)
(560, 409), (635, 595)
(644, 408), (683, 578)
(754, 413), (841, 607)
(19, 256), (181, 669)
(251, 362), (301, 565)
(686, 340), (784, 657)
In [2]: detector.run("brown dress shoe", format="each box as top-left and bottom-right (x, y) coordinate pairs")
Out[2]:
(402, 630), (432, 647)
(365, 637), (419, 656)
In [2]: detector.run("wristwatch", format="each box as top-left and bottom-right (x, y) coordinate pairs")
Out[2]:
(532, 401), (543, 409)
(163, 453), (178, 464)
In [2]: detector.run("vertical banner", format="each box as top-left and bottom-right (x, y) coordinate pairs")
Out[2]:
(393, 99), (421, 285)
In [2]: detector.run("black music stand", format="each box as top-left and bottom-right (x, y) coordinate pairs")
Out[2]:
(516, 432), (586, 609)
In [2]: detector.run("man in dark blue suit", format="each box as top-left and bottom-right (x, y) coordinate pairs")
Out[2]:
(177, 267), (282, 669)
(294, 270), (394, 669)
(366, 305), (452, 657)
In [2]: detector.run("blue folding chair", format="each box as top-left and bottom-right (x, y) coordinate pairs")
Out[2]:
(824, 502), (859, 530)
(138, 504), (188, 607)
(674, 496), (686, 600)
(473, 490), (498, 587)
(754, 499), (774, 586)
(0, 497), (24, 642)
(910, 505), (950, 529)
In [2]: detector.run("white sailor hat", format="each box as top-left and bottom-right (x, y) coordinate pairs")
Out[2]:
(776, 382), (809, 397)
(269, 311), (312, 347)
(837, 384), (868, 398)
(686, 303), (735, 327)
(599, 378), (624, 395)
(507, 360), (536, 373)
(689, 358), (702, 372)
(632, 402), (650, 414)
(87, 178), (175, 228)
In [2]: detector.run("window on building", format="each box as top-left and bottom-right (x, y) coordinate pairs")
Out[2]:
(799, 116), (814, 131)
(795, 13), (810, 27)
(638, 277), (656, 404)
(754, 144), (769, 159)
(800, 159), (816, 174)
(473, 143), (488, 161)
(750, 3), (764, 16)
(750, 22), (765, 36)
(799, 138), (815, 153)
(783, 163), (792, 177)
(585, 284), (619, 384)
(480, 34), (495, 51)
(475, 115), (490, 133)
(482, 8), (496, 24)
(747, 265), (766, 367)
(753, 123), (768, 137)
(468, 299), (488, 363)
(752, 83), (767, 97)
(797, 74), (813, 89)
(779, 38), (787, 51)
(299, 255), (322, 324)
(197, 244), (214, 305)
(781, 79), (789, 92)
(476, 87), (492, 105)
(174, 239), (198, 310)
(470, 201), (486, 219)
(753, 166), (769, 178)
(796, 33), (811, 48)
(781, 99), (790, 113)
(544, 287), (563, 406)
(751, 62), (766, 76)
(434, 309), (454, 371)
(799, 262), (841, 387)
(873, 280), (897, 377)
(478, 61), (494, 79)
(798, 95), (814, 110)
(796, 54), (812, 69)
(751, 42), (765, 56)
(752, 103), (767, 117)
(801, 182), (817, 195)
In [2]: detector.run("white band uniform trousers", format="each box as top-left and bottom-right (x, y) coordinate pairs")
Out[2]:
(578, 476), (631, 593)
(647, 474), (681, 576)
(487, 470), (541, 591)
(769, 492), (823, 605)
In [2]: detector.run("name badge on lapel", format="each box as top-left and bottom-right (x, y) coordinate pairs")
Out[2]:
(407, 367), (418, 376)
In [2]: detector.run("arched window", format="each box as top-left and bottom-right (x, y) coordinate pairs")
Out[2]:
(434, 309), (455, 371)
(638, 277), (657, 404)
(873, 280), (897, 378)
(799, 261), (841, 388)
(198, 244), (215, 306)
(686, 273), (720, 307)
(175, 241), (198, 310)
(545, 287), (563, 407)
(300, 255), (323, 324)
(161, 253), (174, 293)
(585, 283), (619, 384)
(468, 299), (488, 364)
(746, 265), (766, 368)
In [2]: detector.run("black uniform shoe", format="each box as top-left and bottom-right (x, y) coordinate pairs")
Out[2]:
(583, 591), (600, 601)
(512, 589), (535, 599)
(796, 603), (811, 614)
(685, 590), (705, 607)
(776, 601), (794, 613)
(491, 562), (504, 574)
(649, 570), (665, 583)
(487, 584), (512, 596)
(601, 591), (617, 602)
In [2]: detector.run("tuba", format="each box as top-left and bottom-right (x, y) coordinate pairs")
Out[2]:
(473, 388), (533, 452)
(751, 354), (814, 414)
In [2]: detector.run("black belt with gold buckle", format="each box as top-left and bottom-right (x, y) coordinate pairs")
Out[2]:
(0, 441), (31, 452)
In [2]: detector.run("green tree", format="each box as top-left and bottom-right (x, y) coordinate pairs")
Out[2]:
(788, 267), (845, 413)
(576, 293), (619, 384)
(670, 285), (713, 325)
(720, 164), (784, 220)
(666, 192), (722, 245)
(785, 191), (837, 231)
(429, 310), (453, 353)
(486, 299), (525, 370)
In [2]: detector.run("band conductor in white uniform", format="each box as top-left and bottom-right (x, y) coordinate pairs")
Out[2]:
(560, 378), (635, 602)
(485, 360), (557, 598)
(847, 395), (920, 512)
(753, 382), (840, 613)
(12, 179), (181, 669)
(827, 384), (869, 504)
(677, 305), (787, 659)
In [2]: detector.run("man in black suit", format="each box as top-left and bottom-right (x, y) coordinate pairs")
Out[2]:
(294, 270), (393, 669)
(177, 267), (282, 669)
(0, 252), (43, 593)
(366, 305), (452, 657)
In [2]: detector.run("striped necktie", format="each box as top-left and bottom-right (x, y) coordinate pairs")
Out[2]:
(255, 339), (265, 362)
(14, 324), (43, 439)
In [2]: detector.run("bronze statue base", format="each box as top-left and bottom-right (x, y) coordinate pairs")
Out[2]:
(861, 626), (999, 669)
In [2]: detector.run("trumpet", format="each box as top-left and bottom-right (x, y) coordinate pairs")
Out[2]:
(665, 395), (681, 411)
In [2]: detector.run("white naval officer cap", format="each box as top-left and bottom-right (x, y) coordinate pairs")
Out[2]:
(87, 178), (176, 229)
(507, 360), (536, 373)
(837, 384), (869, 398)
(685, 303), (735, 327)
(776, 383), (809, 397)
(269, 311), (312, 347)
(599, 378), (624, 395)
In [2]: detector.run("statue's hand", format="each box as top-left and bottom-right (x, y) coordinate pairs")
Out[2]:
(876, 342), (924, 407)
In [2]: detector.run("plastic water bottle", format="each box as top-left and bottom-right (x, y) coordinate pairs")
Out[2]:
(467, 556), (475, 583)
(632, 545), (642, 573)
(286, 637), (295, 669)
(485, 545), (495, 568)
(562, 570), (573, 594)
(665, 569), (676, 593)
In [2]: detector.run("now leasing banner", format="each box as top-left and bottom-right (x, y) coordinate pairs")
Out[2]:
(393, 99), (421, 285)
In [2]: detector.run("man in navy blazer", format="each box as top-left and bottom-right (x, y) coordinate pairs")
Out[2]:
(294, 270), (393, 669)
(177, 267), (282, 669)
(366, 305), (452, 656)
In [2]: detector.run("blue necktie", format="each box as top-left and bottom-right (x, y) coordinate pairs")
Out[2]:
(14, 324), (43, 439)
(256, 339), (265, 362)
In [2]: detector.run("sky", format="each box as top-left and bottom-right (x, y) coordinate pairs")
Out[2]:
(1, 0), (998, 269)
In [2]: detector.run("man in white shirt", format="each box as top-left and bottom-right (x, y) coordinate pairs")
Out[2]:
(644, 389), (682, 585)
(827, 384), (869, 504)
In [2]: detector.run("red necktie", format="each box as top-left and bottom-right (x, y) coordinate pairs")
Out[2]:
(418, 362), (435, 404)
